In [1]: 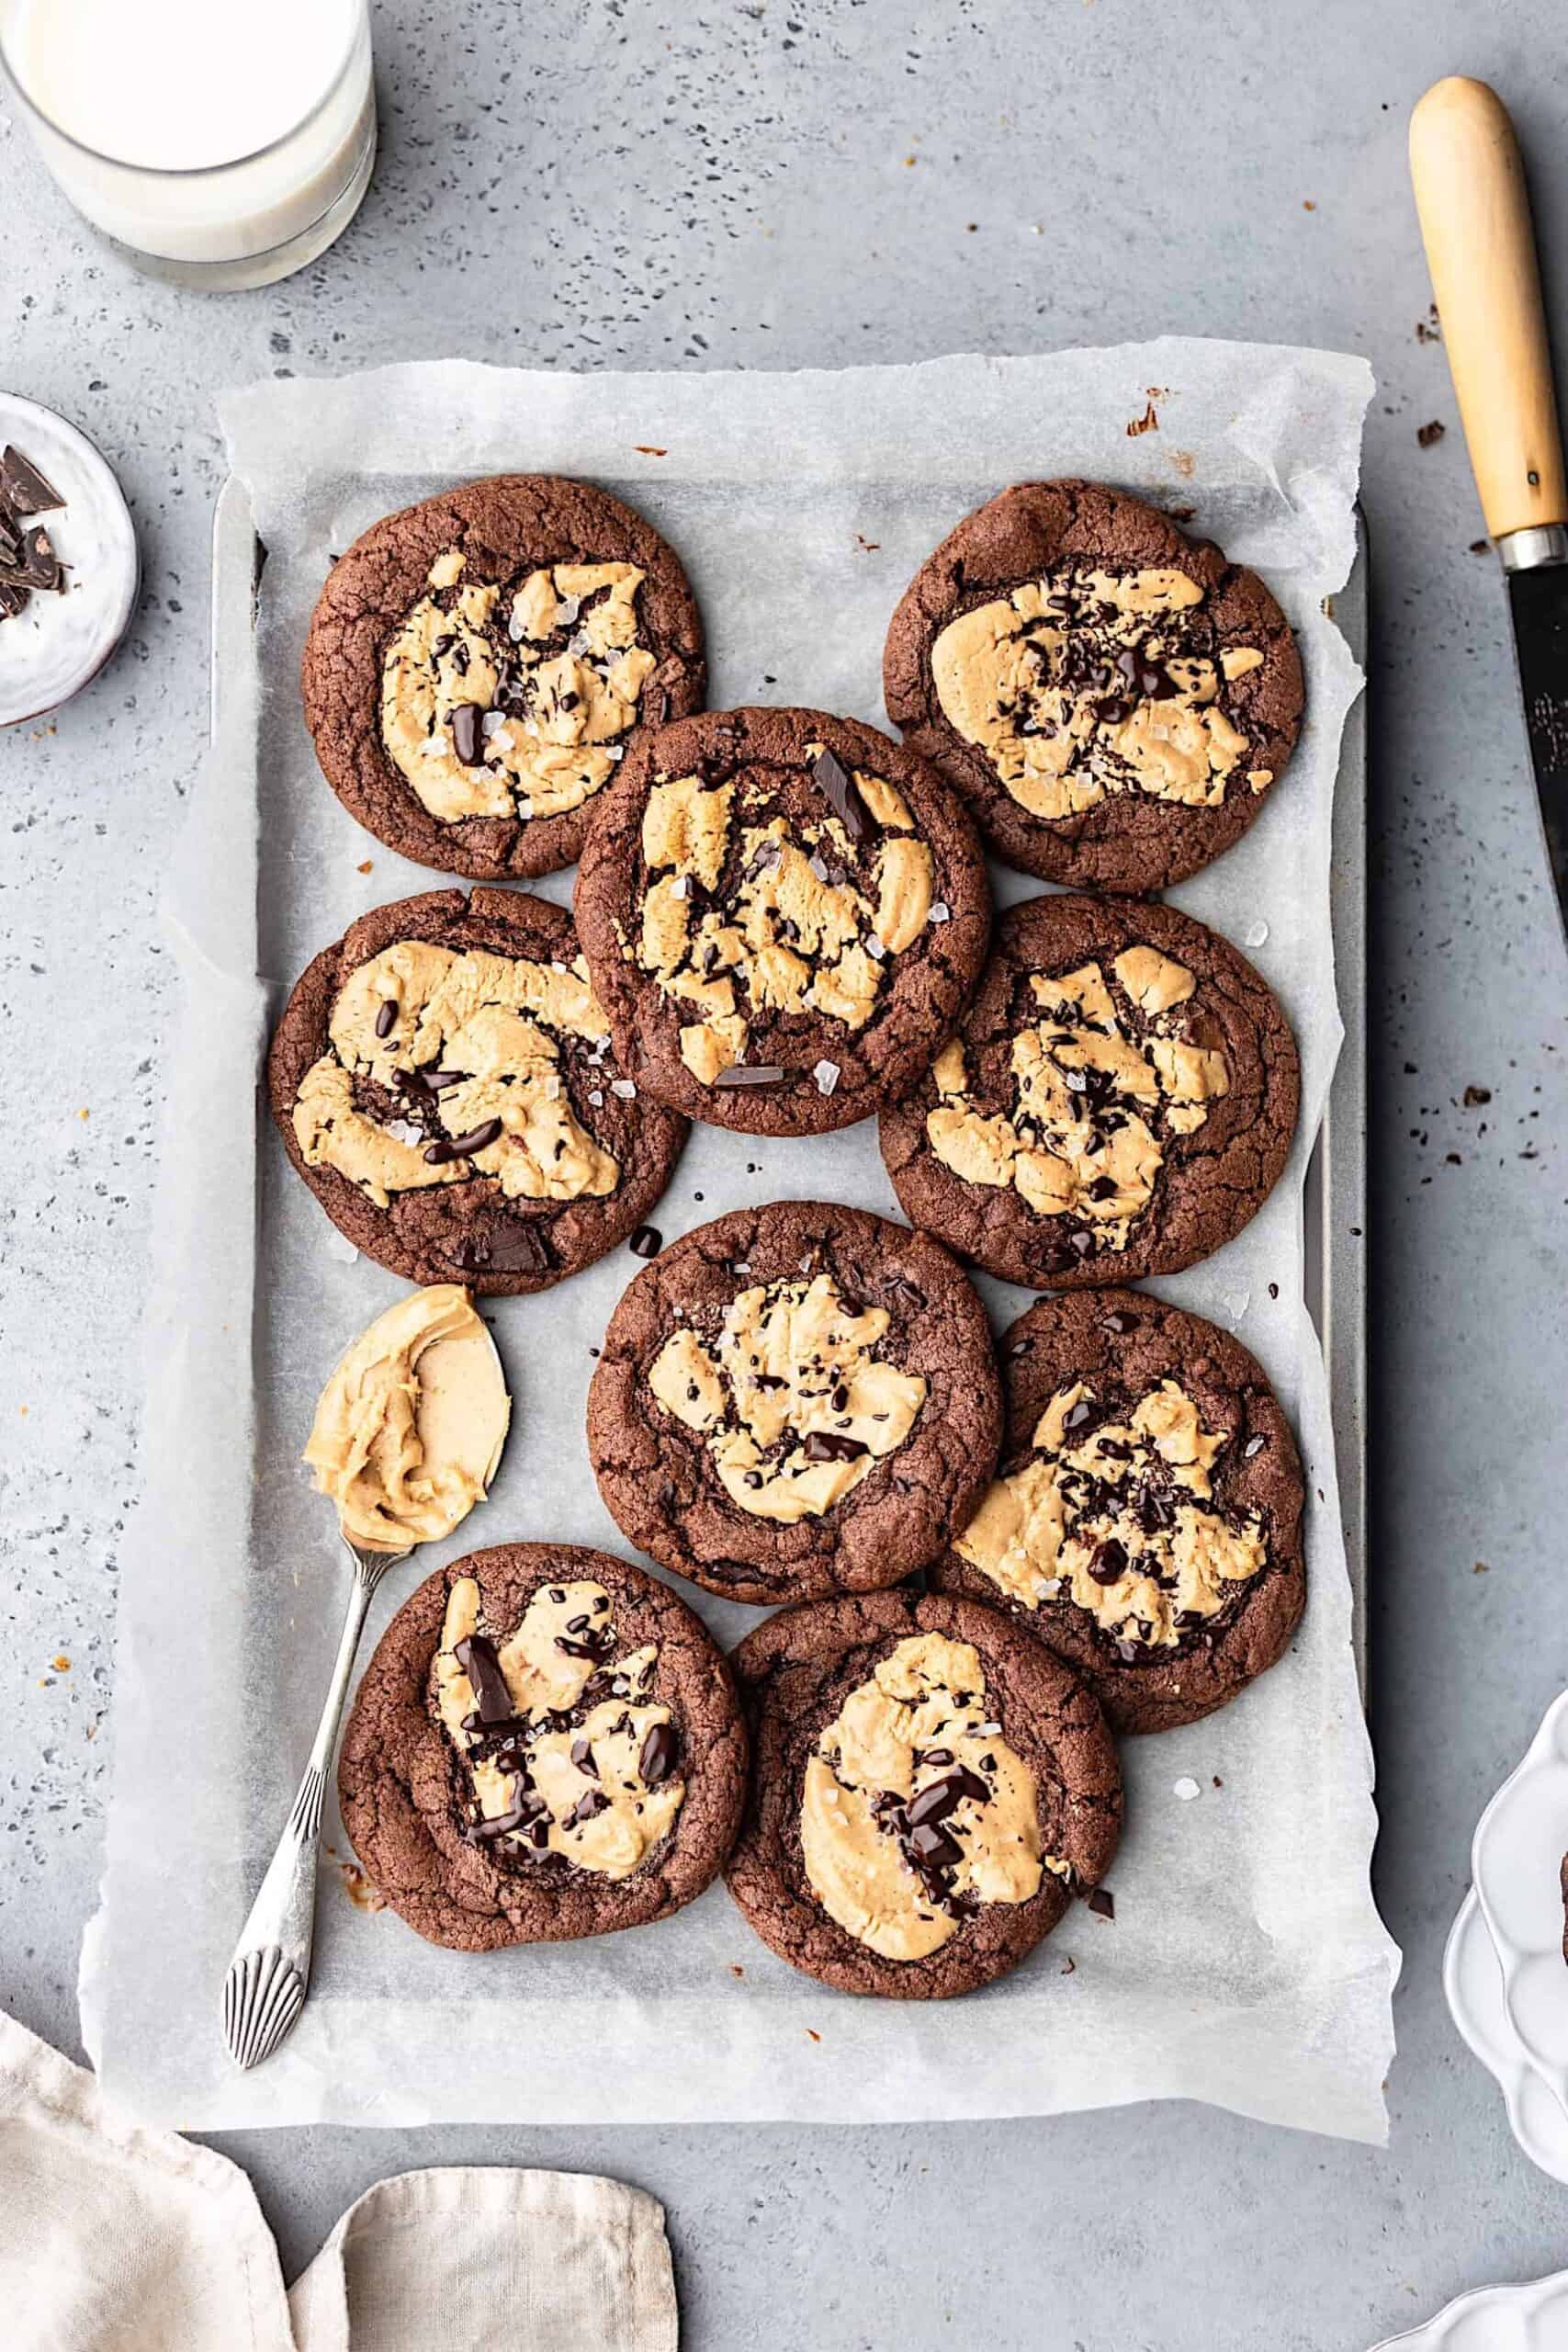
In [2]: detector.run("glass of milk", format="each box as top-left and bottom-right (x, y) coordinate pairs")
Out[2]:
(0, 0), (377, 289)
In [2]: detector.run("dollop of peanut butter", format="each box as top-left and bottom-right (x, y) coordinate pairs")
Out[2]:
(304, 1284), (510, 1553)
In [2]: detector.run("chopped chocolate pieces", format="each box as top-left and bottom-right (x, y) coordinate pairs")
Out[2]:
(714, 1063), (790, 1088)
(638, 1722), (679, 1784)
(375, 997), (398, 1039)
(808, 745), (870, 844)
(1087, 1886), (1115, 1919)
(20, 526), (61, 592)
(0, 446), (70, 628)
(628, 1224), (662, 1259)
(1, 446), (63, 514)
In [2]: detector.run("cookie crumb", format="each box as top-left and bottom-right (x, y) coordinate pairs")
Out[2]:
(1417, 419), (1446, 448)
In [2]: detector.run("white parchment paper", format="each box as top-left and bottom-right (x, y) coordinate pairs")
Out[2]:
(82, 345), (1400, 2136)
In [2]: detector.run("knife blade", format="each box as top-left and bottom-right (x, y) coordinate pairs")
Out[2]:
(1508, 559), (1568, 922)
(1410, 75), (1568, 951)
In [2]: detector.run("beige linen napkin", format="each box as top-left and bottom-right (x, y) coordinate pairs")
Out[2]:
(0, 2014), (678, 2352)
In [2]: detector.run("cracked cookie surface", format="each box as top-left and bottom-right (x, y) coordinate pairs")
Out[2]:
(268, 886), (687, 1295)
(573, 706), (990, 1136)
(725, 1589), (1122, 1998)
(931, 1290), (1305, 1733)
(587, 1201), (1001, 1605)
(302, 474), (706, 880)
(883, 480), (1303, 892)
(879, 894), (1298, 1288)
(338, 1541), (747, 1950)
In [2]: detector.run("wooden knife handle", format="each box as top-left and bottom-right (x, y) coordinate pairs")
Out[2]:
(1409, 75), (1568, 539)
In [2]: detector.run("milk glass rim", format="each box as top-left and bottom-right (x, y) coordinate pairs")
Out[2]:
(0, 0), (367, 180)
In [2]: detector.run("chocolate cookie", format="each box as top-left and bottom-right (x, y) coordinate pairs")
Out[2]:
(338, 1541), (747, 1951)
(572, 706), (990, 1136)
(931, 1290), (1305, 1734)
(586, 1201), (1001, 1607)
(879, 893), (1299, 1288)
(268, 886), (687, 1295)
(883, 480), (1303, 892)
(725, 1589), (1122, 1999)
(301, 475), (706, 880)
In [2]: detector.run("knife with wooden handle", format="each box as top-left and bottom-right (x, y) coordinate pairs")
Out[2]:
(1411, 74), (1568, 945)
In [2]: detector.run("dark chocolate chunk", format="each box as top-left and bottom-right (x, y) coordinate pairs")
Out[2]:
(714, 1064), (790, 1088)
(425, 1117), (504, 1163)
(450, 702), (486, 765)
(1, 446), (64, 514)
(1087, 1886), (1115, 1919)
(454, 1634), (516, 1726)
(638, 1722), (679, 1784)
(629, 1224), (662, 1259)
(453, 1221), (552, 1276)
(808, 745), (870, 844)
(375, 997), (398, 1038)
(801, 1430), (870, 1464)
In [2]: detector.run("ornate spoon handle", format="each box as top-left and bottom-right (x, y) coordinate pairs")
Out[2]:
(221, 1542), (396, 2070)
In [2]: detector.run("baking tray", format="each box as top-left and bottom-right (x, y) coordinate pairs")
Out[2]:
(209, 478), (1369, 1688)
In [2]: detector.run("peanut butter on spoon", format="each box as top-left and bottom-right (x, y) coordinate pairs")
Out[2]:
(304, 1284), (511, 1553)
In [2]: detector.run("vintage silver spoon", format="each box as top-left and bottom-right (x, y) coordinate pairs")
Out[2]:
(221, 1532), (410, 2070)
(221, 1307), (507, 2070)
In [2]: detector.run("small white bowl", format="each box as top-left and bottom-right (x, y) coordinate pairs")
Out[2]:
(1443, 1888), (1568, 2185)
(1368, 2265), (1568, 2350)
(0, 391), (138, 729)
(1472, 1689), (1568, 2114)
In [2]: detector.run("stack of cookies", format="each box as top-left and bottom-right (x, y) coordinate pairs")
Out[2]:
(273, 469), (1309, 2000)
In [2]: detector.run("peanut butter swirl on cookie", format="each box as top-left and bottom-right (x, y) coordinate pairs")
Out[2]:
(574, 707), (990, 1138)
(927, 945), (1227, 1265)
(634, 747), (934, 1090)
(646, 1270), (928, 1524)
(293, 938), (623, 1213)
(931, 564), (1273, 823)
(956, 1376), (1267, 1656)
(382, 549), (658, 828)
(434, 1575), (685, 1879)
(800, 1632), (1049, 1962)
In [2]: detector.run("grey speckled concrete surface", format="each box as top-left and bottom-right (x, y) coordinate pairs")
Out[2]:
(2, 4), (1565, 2346)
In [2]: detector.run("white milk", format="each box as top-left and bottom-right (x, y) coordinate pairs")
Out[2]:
(3, 0), (377, 285)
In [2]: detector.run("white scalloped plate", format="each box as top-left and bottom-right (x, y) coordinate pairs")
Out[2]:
(1472, 1690), (1568, 2115)
(1369, 2267), (1568, 2350)
(1443, 1889), (1568, 2185)
(0, 392), (139, 729)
